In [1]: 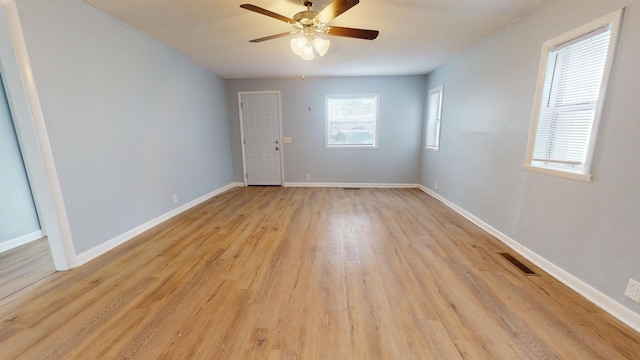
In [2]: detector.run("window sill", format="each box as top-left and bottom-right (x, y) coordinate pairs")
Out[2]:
(523, 164), (592, 183)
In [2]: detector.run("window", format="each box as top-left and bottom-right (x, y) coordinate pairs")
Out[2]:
(524, 9), (623, 182)
(425, 85), (444, 150)
(326, 94), (379, 148)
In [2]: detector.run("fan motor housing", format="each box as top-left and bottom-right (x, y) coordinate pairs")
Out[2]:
(293, 11), (318, 25)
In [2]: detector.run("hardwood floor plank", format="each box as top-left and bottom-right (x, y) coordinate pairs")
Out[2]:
(418, 320), (464, 360)
(0, 187), (639, 359)
(149, 280), (234, 358)
(0, 238), (55, 301)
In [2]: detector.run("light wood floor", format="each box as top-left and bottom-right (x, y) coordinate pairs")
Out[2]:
(0, 187), (639, 359)
(0, 237), (55, 301)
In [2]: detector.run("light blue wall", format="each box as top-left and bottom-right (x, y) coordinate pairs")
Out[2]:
(16, 0), (233, 254)
(0, 74), (40, 243)
(421, 0), (640, 313)
(226, 76), (424, 184)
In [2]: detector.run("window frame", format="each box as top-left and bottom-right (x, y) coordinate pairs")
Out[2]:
(425, 85), (444, 151)
(325, 94), (380, 149)
(523, 9), (623, 182)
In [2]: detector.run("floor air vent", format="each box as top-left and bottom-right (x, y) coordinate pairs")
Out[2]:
(499, 252), (538, 275)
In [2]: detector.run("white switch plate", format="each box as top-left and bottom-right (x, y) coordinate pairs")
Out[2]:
(624, 278), (640, 304)
(305, 174), (311, 181)
(172, 194), (178, 204)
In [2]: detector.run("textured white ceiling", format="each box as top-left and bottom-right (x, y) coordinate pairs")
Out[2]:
(83, 0), (549, 79)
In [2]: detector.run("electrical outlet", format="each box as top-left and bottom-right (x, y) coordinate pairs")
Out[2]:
(172, 194), (178, 204)
(435, 181), (439, 190)
(305, 174), (311, 181)
(624, 278), (640, 304)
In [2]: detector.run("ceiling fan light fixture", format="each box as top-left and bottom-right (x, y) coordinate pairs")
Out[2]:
(290, 33), (325, 61)
(241, 1), (379, 61)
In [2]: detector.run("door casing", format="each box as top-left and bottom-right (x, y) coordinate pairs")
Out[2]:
(0, 0), (75, 269)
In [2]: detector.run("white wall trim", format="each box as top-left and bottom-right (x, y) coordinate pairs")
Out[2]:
(76, 182), (241, 265)
(285, 182), (420, 188)
(0, 230), (43, 253)
(418, 185), (640, 334)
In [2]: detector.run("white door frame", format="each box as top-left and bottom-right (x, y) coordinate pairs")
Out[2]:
(237, 90), (284, 186)
(0, 0), (76, 269)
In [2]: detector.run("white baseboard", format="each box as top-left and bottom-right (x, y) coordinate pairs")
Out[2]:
(418, 185), (640, 334)
(0, 230), (43, 253)
(76, 182), (241, 266)
(284, 182), (420, 188)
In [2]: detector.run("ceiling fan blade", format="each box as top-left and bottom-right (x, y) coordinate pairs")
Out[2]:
(240, 4), (294, 24)
(249, 32), (296, 43)
(327, 26), (379, 40)
(315, 0), (359, 24)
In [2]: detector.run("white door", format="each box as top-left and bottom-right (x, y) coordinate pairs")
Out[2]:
(240, 92), (282, 185)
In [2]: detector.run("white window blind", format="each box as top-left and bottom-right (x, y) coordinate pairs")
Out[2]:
(425, 86), (443, 150)
(532, 27), (610, 171)
(524, 9), (623, 181)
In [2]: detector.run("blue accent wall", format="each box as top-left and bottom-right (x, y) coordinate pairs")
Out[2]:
(16, 0), (233, 254)
(421, 0), (640, 313)
(226, 76), (425, 185)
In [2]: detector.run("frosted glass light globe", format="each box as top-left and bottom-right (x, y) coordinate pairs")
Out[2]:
(312, 37), (330, 56)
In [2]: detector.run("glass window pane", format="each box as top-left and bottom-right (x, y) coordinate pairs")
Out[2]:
(426, 86), (443, 150)
(327, 95), (378, 147)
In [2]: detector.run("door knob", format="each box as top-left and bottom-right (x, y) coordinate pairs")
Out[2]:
(275, 146), (280, 151)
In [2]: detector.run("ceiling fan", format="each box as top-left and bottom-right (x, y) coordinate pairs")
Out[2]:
(240, 0), (379, 60)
